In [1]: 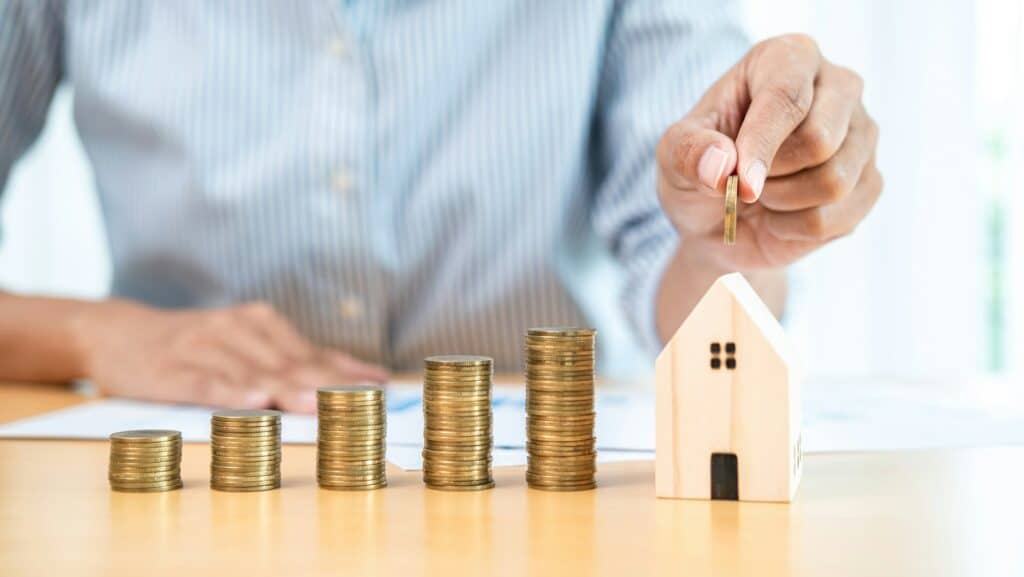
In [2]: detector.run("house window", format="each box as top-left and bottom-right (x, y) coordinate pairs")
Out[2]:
(709, 342), (737, 370)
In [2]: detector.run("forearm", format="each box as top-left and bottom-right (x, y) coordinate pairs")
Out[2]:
(655, 246), (788, 343)
(0, 291), (109, 383)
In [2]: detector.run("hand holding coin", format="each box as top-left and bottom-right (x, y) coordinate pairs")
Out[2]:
(655, 34), (882, 270)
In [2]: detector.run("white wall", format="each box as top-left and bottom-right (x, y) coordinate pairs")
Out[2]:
(747, 0), (984, 381)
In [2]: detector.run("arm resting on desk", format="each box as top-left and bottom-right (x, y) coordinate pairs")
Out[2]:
(0, 292), (95, 383)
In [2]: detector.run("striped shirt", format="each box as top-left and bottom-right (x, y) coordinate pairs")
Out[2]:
(0, 0), (748, 371)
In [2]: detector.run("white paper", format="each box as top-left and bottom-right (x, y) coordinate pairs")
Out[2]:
(0, 381), (657, 470)
(4, 379), (1023, 471)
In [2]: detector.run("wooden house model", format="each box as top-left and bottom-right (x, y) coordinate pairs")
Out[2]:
(655, 273), (801, 502)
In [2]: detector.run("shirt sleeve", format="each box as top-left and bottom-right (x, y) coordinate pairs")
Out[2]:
(0, 0), (64, 223)
(590, 0), (749, 354)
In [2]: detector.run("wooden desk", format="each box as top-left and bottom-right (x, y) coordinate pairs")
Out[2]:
(1, 383), (1023, 577)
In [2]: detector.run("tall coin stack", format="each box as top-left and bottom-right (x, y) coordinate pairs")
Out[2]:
(108, 430), (183, 492)
(317, 385), (387, 490)
(525, 327), (598, 491)
(210, 409), (282, 492)
(422, 355), (495, 491)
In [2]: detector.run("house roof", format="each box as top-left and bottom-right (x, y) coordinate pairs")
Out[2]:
(684, 272), (793, 364)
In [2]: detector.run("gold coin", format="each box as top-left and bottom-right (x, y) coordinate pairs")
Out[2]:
(108, 453), (182, 463)
(111, 483), (183, 493)
(317, 402), (384, 411)
(422, 389), (492, 399)
(423, 467), (492, 477)
(528, 462), (597, 473)
(209, 426), (280, 435)
(318, 412), (383, 421)
(211, 458), (281, 467)
(212, 409), (282, 420)
(110, 429), (181, 442)
(527, 482), (596, 492)
(316, 479), (386, 487)
(108, 462), (181, 471)
(318, 383), (382, 394)
(317, 445), (385, 454)
(211, 475), (281, 485)
(210, 449), (280, 457)
(424, 481), (495, 491)
(724, 174), (738, 245)
(108, 443), (181, 452)
(318, 464), (385, 473)
(317, 428), (384, 436)
(111, 482), (183, 492)
(526, 327), (596, 337)
(211, 483), (280, 492)
(423, 438), (492, 448)
(425, 354), (493, 366)
(210, 434), (280, 443)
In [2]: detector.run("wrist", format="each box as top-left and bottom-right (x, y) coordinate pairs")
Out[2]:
(676, 241), (789, 317)
(65, 298), (144, 379)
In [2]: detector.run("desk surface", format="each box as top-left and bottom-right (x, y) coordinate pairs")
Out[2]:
(1, 382), (1023, 577)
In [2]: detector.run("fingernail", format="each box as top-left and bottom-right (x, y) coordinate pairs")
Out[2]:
(242, 390), (270, 408)
(746, 160), (768, 201)
(697, 146), (728, 189)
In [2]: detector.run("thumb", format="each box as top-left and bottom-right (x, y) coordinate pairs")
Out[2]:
(657, 116), (738, 195)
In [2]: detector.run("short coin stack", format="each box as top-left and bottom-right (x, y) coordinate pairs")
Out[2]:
(317, 385), (387, 490)
(525, 327), (597, 491)
(422, 355), (494, 491)
(108, 430), (183, 492)
(210, 409), (282, 492)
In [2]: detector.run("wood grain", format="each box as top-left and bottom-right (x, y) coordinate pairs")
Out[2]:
(2, 384), (1024, 576)
(656, 274), (799, 501)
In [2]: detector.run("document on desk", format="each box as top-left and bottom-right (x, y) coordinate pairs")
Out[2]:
(3, 379), (1024, 470)
(0, 382), (655, 470)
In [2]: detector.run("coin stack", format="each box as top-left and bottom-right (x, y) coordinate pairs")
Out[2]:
(108, 430), (183, 492)
(317, 385), (387, 490)
(210, 409), (282, 492)
(525, 327), (598, 491)
(422, 355), (494, 491)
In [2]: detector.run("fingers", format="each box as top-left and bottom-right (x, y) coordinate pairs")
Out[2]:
(178, 345), (250, 383)
(198, 302), (319, 375)
(273, 388), (318, 413)
(763, 158), (883, 242)
(656, 116), (737, 194)
(206, 304), (298, 372)
(759, 105), (878, 212)
(279, 353), (388, 390)
(735, 34), (821, 202)
(321, 351), (390, 383)
(770, 63), (863, 177)
(235, 302), (317, 363)
(147, 370), (273, 409)
(271, 357), (388, 413)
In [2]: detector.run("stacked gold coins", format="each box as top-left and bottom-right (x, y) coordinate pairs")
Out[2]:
(317, 385), (387, 490)
(525, 327), (597, 491)
(108, 430), (183, 492)
(210, 409), (282, 492)
(421, 355), (494, 491)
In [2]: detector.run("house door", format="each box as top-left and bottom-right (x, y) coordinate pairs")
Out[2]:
(710, 453), (738, 500)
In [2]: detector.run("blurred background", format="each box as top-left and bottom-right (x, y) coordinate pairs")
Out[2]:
(0, 0), (1018, 383)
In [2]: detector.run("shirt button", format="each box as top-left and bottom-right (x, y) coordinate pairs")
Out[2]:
(338, 296), (365, 320)
(328, 37), (348, 58)
(331, 169), (354, 194)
